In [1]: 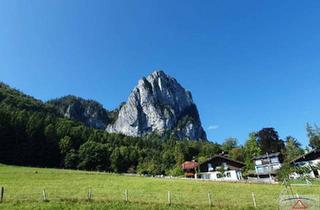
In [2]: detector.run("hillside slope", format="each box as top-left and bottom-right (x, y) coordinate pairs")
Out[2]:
(0, 82), (219, 173)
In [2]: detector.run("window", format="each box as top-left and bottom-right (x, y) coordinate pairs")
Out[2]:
(208, 163), (214, 172)
(222, 162), (227, 169)
(226, 172), (231, 177)
(256, 166), (265, 174)
(256, 166), (272, 174)
(255, 160), (262, 165)
(202, 174), (210, 180)
(216, 173), (223, 178)
(270, 157), (279, 163)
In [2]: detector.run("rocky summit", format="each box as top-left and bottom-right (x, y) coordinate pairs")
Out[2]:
(106, 71), (207, 140)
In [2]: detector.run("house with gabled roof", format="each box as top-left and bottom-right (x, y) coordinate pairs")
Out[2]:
(248, 152), (283, 182)
(290, 149), (320, 178)
(196, 153), (245, 181)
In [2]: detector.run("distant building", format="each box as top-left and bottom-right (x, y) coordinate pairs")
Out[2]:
(249, 152), (283, 182)
(290, 149), (320, 179)
(181, 161), (199, 178)
(196, 154), (245, 181)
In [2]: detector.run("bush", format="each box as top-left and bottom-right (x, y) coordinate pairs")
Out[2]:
(78, 141), (110, 171)
(167, 165), (184, 177)
(277, 163), (294, 181)
(64, 149), (79, 169)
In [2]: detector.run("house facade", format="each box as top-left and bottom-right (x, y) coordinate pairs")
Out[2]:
(250, 152), (283, 182)
(290, 149), (320, 179)
(196, 154), (245, 181)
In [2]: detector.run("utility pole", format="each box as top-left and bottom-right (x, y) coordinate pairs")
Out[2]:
(266, 152), (272, 183)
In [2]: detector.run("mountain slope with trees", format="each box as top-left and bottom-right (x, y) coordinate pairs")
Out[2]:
(47, 95), (118, 129)
(0, 81), (318, 176)
(0, 82), (219, 174)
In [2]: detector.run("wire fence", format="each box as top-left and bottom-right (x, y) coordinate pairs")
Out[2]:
(0, 185), (277, 209)
(0, 184), (319, 209)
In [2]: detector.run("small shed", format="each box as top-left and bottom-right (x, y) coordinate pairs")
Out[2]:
(182, 161), (199, 178)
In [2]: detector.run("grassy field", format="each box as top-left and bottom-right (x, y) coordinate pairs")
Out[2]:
(0, 164), (319, 210)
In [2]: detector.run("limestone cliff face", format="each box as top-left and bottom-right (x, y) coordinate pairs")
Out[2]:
(106, 71), (207, 140)
(47, 96), (112, 129)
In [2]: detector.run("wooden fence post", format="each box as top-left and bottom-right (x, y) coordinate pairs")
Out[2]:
(0, 187), (4, 203)
(87, 188), (93, 201)
(208, 192), (212, 207)
(167, 191), (171, 205)
(42, 189), (47, 202)
(251, 192), (257, 208)
(124, 189), (128, 202)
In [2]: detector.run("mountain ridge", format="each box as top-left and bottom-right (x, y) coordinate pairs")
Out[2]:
(1, 70), (207, 140)
(107, 70), (207, 140)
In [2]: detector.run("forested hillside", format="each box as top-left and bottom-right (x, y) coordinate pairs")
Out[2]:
(1, 82), (319, 176)
(0, 82), (220, 175)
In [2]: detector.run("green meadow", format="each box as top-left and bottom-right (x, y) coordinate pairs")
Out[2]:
(0, 164), (319, 210)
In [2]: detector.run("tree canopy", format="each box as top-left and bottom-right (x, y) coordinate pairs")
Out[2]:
(306, 123), (320, 149)
(256, 128), (285, 154)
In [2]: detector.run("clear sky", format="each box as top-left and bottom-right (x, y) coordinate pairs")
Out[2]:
(1, 0), (319, 146)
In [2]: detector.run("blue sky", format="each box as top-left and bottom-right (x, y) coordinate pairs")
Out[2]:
(1, 0), (319, 146)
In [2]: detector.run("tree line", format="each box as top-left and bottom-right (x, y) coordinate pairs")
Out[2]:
(1, 82), (319, 176)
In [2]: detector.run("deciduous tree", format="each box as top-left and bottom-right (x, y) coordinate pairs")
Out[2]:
(306, 123), (320, 149)
(256, 128), (284, 153)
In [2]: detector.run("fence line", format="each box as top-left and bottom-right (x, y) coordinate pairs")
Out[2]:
(2, 186), (318, 209)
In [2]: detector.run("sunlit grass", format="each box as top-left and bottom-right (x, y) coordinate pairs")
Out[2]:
(0, 164), (319, 209)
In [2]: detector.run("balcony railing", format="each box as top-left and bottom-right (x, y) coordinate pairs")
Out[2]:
(255, 164), (281, 174)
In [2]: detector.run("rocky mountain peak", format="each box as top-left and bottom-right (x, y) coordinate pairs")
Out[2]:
(107, 71), (207, 140)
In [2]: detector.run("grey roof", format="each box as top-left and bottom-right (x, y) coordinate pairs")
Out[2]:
(290, 149), (320, 164)
(201, 155), (246, 167)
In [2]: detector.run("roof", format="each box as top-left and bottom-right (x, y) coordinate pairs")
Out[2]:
(181, 161), (199, 170)
(201, 155), (246, 167)
(290, 149), (320, 164)
(253, 152), (281, 160)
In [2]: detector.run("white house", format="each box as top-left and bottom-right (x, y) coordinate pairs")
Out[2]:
(249, 152), (283, 182)
(196, 154), (245, 181)
(290, 149), (320, 179)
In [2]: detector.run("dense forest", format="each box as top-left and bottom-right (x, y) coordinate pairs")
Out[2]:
(1, 82), (319, 176)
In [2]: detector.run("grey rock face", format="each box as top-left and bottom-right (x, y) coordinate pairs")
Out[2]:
(47, 96), (110, 129)
(107, 71), (207, 140)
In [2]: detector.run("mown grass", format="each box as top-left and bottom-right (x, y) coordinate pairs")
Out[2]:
(0, 164), (319, 209)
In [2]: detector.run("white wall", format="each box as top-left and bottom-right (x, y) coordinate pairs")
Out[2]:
(291, 159), (320, 179)
(199, 170), (241, 181)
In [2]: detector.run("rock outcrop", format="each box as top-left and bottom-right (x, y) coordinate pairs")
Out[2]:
(47, 96), (112, 129)
(106, 71), (207, 140)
